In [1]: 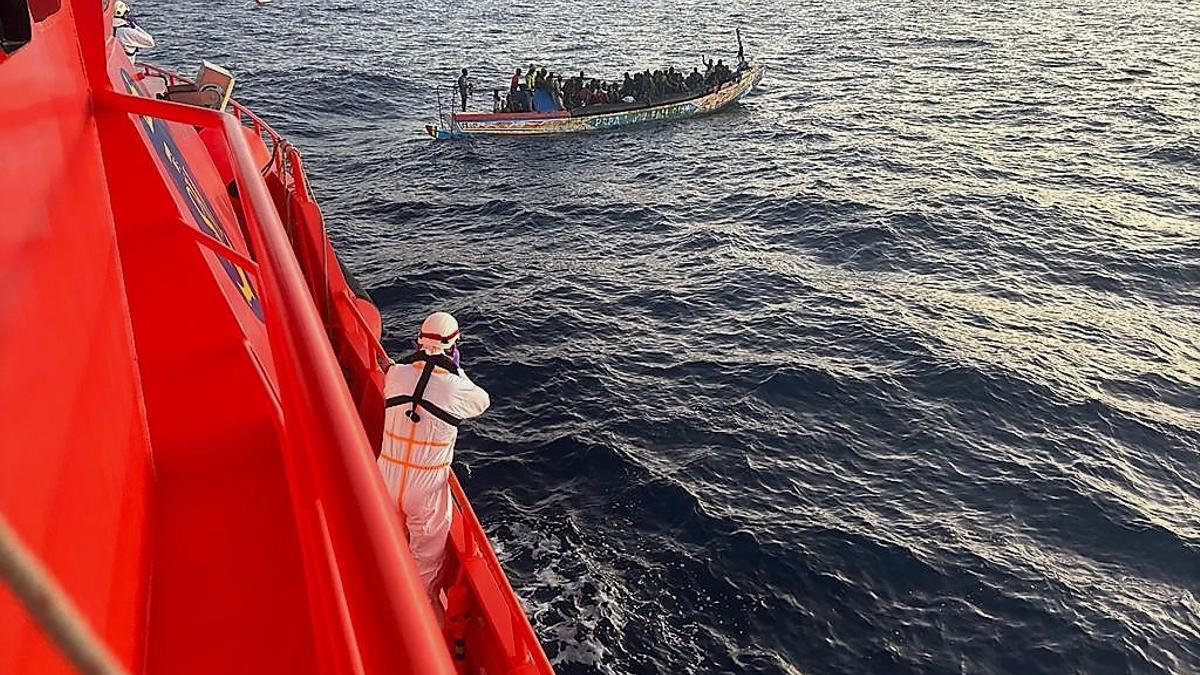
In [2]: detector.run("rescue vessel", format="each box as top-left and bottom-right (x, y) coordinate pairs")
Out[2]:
(0, 0), (552, 673)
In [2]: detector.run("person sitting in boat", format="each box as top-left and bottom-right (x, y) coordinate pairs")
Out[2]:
(573, 71), (588, 107)
(564, 76), (581, 108)
(715, 59), (732, 85)
(378, 312), (490, 598)
(492, 89), (502, 113)
(619, 72), (634, 99)
(455, 68), (471, 112)
(511, 84), (532, 112)
(549, 74), (565, 109)
(686, 67), (703, 91)
(112, 0), (155, 63)
(525, 70), (558, 112)
(666, 67), (684, 94)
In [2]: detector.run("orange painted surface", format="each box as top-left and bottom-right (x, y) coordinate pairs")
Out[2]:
(0, 1), (151, 671)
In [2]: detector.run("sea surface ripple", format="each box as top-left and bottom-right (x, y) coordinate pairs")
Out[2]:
(149, 0), (1200, 672)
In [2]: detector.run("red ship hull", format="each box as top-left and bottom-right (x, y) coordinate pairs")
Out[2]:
(0, 2), (552, 673)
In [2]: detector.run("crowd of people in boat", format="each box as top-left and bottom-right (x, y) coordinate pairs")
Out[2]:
(474, 58), (742, 114)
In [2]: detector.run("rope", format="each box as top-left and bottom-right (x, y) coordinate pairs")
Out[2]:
(0, 512), (128, 675)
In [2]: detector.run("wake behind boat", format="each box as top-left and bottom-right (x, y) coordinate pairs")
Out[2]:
(426, 32), (765, 139)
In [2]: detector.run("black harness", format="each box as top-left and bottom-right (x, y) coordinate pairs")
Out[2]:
(384, 351), (463, 428)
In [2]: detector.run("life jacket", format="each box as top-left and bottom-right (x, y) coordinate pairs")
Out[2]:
(384, 350), (463, 427)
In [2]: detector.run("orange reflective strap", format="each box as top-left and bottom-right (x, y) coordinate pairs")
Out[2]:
(379, 453), (452, 471)
(385, 428), (450, 447)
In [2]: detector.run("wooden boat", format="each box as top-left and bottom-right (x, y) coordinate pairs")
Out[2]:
(426, 64), (766, 139)
(0, 1), (552, 673)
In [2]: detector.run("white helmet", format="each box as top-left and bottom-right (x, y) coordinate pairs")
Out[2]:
(114, 0), (129, 18)
(418, 312), (460, 354)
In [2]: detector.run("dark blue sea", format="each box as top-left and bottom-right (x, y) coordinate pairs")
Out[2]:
(149, 0), (1200, 672)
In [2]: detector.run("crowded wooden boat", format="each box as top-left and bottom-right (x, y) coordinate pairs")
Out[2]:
(425, 31), (765, 139)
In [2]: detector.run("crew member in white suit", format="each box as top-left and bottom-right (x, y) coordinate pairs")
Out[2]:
(113, 1), (155, 62)
(378, 312), (490, 597)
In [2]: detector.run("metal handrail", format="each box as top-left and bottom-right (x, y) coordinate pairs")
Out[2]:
(135, 63), (363, 362)
(97, 89), (456, 675)
(134, 62), (300, 193)
(117, 65), (552, 673)
(133, 64), (380, 371)
(134, 62), (283, 143)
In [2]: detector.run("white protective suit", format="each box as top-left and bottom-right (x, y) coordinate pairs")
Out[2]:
(377, 351), (490, 596)
(113, 16), (155, 62)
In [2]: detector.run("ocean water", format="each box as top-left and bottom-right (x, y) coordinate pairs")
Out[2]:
(147, 0), (1200, 672)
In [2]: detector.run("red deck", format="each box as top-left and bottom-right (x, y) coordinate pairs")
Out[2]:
(0, 2), (552, 673)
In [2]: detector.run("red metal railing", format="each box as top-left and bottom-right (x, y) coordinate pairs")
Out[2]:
(135, 64), (282, 141)
(105, 70), (555, 674)
(133, 64), (399, 373)
(96, 89), (456, 675)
